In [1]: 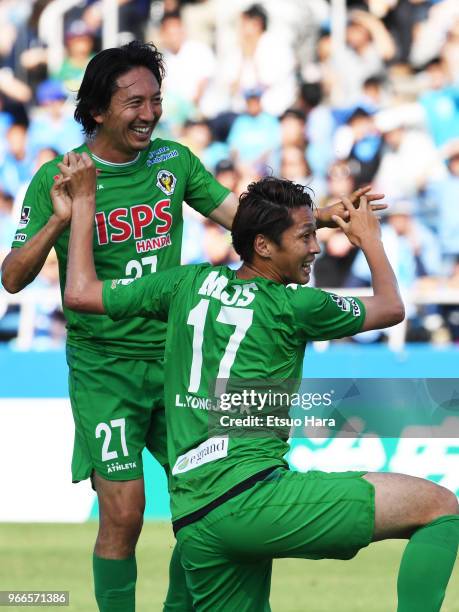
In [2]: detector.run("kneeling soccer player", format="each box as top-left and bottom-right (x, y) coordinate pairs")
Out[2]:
(63, 155), (458, 612)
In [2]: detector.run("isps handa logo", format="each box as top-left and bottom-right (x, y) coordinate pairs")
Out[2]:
(95, 199), (173, 254)
(156, 170), (176, 196)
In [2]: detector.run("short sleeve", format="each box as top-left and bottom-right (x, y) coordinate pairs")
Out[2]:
(183, 146), (230, 217)
(11, 165), (54, 248)
(288, 285), (366, 341)
(102, 266), (190, 321)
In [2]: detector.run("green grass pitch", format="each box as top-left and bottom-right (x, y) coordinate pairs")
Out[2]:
(1, 523), (458, 611)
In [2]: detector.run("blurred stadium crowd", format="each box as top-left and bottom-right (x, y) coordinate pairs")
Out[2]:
(1, 0), (459, 348)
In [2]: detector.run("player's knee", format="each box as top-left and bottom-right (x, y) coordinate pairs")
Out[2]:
(436, 487), (459, 516)
(427, 485), (458, 522)
(114, 507), (144, 534)
(100, 505), (144, 536)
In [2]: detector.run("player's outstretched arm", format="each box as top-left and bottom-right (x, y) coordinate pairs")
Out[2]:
(1, 154), (73, 293)
(332, 196), (405, 331)
(62, 152), (104, 314)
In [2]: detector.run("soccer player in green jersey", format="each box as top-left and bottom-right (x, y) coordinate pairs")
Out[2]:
(1, 42), (389, 612)
(63, 154), (458, 612)
(1, 41), (236, 612)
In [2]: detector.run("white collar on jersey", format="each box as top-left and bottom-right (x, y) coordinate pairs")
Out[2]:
(89, 152), (141, 167)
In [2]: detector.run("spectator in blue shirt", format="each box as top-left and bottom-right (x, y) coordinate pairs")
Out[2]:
(426, 143), (459, 268)
(227, 87), (281, 170)
(0, 123), (32, 197)
(419, 57), (459, 147)
(27, 80), (83, 159)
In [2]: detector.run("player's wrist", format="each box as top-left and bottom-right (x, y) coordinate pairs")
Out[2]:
(49, 212), (70, 232)
(359, 235), (384, 253)
(72, 193), (96, 202)
(313, 208), (324, 229)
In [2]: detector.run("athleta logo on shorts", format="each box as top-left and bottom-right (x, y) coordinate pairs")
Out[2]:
(172, 437), (229, 475)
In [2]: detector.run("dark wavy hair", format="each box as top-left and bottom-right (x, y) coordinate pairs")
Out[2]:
(242, 4), (268, 31)
(232, 177), (314, 263)
(74, 41), (166, 137)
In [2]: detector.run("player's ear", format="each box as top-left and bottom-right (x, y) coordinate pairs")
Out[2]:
(91, 109), (105, 126)
(253, 234), (272, 259)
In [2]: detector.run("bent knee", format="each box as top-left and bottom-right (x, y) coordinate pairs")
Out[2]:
(429, 486), (459, 521)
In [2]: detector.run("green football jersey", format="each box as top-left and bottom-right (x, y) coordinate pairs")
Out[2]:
(12, 139), (229, 357)
(103, 264), (366, 520)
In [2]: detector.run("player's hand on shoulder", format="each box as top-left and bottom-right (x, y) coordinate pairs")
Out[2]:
(331, 195), (381, 249)
(50, 156), (72, 226)
(57, 151), (96, 203)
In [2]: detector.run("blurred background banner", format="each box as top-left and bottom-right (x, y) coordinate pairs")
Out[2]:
(1, 345), (457, 522)
(1, 0), (459, 522)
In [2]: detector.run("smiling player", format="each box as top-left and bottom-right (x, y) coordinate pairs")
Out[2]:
(1, 39), (391, 611)
(1, 42), (237, 612)
(63, 158), (459, 612)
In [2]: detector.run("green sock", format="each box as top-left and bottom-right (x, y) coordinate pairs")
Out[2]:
(397, 514), (459, 612)
(163, 544), (194, 611)
(93, 554), (137, 612)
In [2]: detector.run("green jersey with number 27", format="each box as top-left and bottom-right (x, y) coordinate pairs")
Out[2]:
(103, 263), (366, 521)
(12, 140), (229, 357)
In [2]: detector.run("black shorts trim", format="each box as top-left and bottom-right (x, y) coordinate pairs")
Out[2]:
(173, 466), (282, 535)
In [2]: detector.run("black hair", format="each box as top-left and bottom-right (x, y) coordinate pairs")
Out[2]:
(232, 177), (313, 263)
(74, 41), (165, 137)
(160, 9), (181, 25)
(280, 108), (306, 122)
(347, 107), (371, 123)
(242, 4), (268, 31)
(300, 82), (322, 109)
(363, 74), (385, 89)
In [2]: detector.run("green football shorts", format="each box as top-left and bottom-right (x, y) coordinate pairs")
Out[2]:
(176, 468), (375, 611)
(66, 344), (167, 482)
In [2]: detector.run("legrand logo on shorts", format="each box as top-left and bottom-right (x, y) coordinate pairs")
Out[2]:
(172, 436), (228, 475)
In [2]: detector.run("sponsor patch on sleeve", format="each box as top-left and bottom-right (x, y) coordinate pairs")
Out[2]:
(18, 206), (31, 228)
(14, 232), (27, 243)
(330, 294), (361, 316)
(111, 278), (135, 289)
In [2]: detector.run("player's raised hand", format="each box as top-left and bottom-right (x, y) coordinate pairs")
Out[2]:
(57, 151), (96, 203)
(331, 195), (381, 248)
(315, 185), (387, 228)
(50, 169), (72, 226)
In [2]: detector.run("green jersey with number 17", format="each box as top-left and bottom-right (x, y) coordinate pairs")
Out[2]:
(103, 263), (366, 521)
(11, 140), (229, 357)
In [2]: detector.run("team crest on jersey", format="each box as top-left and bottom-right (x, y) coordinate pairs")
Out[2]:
(19, 206), (31, 228)
(156, 170), (176, 195)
